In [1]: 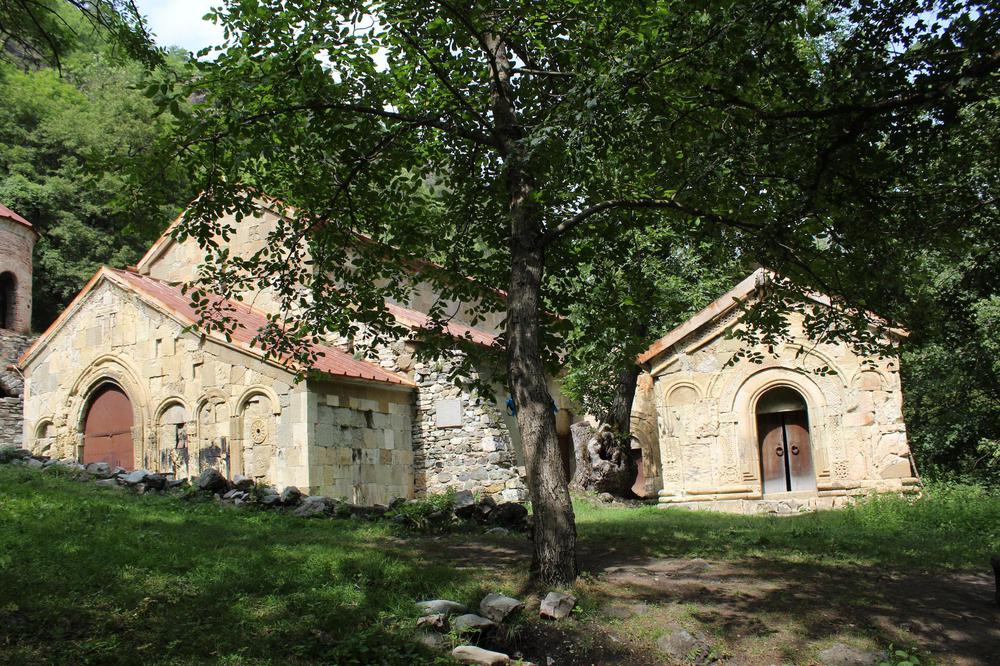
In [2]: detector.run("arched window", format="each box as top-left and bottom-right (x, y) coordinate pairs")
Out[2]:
(0, 272), (15, 329)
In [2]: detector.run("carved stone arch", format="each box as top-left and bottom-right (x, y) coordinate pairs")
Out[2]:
(235, 385), (282, 416)
(195, 390), (231, 476)
(724, 366), (843, 486)
(234, 387), (277, 482)
(30, 416), (56, 455)
(67, 356), (150, 466)
(154, 397), (190, 475)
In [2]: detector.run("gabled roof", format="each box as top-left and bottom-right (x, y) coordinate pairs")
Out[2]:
(0, 203), (39, 236)
(637, 268), (905, 366)
(19, 267), (415, 387)
(385, 301), (498, 348)
(637, 270), (766, 364)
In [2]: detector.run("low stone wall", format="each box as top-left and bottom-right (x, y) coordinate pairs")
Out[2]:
(0, 330), (35, 447)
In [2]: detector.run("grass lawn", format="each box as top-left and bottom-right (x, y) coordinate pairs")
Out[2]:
(1, 465), (998, 665)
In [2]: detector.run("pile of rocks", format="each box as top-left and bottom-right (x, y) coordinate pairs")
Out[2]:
(415, 590), (577, 665)
(1, 449), (531, 530)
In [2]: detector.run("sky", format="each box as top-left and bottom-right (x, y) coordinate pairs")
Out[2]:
(135, 0), (226, 53)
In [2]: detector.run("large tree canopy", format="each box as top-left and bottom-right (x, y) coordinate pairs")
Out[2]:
(0, 8), (189, 328)
(154, 0), (999, 583)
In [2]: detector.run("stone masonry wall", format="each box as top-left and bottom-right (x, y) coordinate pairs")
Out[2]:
(307, 380), (414, 505)
(0, 218), (35, 334)
(0, 330), (35, 446)
(359, 336), (528, 503)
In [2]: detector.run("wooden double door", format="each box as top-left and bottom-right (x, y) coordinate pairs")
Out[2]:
(757, 409), (816, 494)
(82, 385), (134, 471)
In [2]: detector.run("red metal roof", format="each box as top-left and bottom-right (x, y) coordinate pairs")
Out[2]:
(0, 203), (36, 232)
(385, 300), (498, 348)
(110, 269), (414, 386)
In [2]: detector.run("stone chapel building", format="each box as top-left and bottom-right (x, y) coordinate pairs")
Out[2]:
(0, 203), (37, 445)
(629, 269), (919, 512)
(18, 198), (580, 505)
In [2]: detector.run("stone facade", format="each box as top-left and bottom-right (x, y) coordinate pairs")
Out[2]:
(0, 206), (36, 334)
(20, 200), (542, 504)
(634, 270), (919, 513)
(0, 205), (38, 446)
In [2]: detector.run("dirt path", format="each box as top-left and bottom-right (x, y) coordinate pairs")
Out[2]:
(415, 535), (1000, 665)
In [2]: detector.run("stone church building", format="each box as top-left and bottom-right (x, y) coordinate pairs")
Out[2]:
(18, 199), (575, 505)
(0, 204), (38, 445)
(630, 269), (919, 512)
(16, 196), (917, 511)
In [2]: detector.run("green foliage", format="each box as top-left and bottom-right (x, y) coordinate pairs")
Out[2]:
(0, 465), (467, 664)
(0, 22), (191, 328)
(386, 489), (457, 531)
(574, 481), (1000, 569)
(0, 445), (20, 463)
(561, 228), (744, 421)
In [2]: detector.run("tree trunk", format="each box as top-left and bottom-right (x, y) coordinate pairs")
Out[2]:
(604, 362), (641, 435)
(486, 30), (577, 585)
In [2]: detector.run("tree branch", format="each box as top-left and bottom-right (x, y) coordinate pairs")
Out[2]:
(543, 197), (763, 244)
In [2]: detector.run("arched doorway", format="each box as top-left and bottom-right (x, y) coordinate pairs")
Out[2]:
(83, 384), (134, 470)
(756, 386), (816, 494)
(0, 272), (15, 329)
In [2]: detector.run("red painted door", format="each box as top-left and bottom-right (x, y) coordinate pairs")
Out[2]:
(83, 385), (134, 470)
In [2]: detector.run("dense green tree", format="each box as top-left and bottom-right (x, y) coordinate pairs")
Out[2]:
(0, 0), (159, 69)
(157, 0), (998, 583)
(0, 29), (189, 328)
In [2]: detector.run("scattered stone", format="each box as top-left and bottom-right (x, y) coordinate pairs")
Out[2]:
(94, 478), (117, 488)
(453, 489), (476, 518)
(134, 482), (148, 495)
(484, 526), (509, 536)
(293, 496), (333, 517)
(416, 599), (467, 616)
(232, 474), (254, 491)
(166, 478), (188, 490)
(122, 469), (151, 486)
(196, 468), (228, 492)
(415, 631), (446, 651)
(260, 494), (281, 507)
(683, 558), (711, 574)
(539, 591), (577, 620)
(451, 613), (496, 633)
(84, 461), (111, 478)
(491, 502), (528, 529)
(26, 458), (43, 469)
(479, 593), (524, 623)
(388, 496), (406, 510)
(416, 613), (448, 631)
(598, 492), (615, 503)
(475, 496), (497, 522)
(657, 629), (712, 663)
(279, 486), (302, 505)
(817, 643), (885, 666)
(144, 473), (167, 491)
(452, 645), (509, 665)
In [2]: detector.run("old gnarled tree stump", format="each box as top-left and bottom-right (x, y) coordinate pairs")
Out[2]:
(570, 422), (637, 498)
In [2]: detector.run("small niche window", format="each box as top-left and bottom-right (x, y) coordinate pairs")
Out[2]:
(0, 272), (15, 329)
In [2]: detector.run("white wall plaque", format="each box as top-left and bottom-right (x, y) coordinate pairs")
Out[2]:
(436, 398), (463, 428)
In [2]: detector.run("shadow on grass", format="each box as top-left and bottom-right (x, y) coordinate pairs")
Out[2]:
(0, 467), (475, 665)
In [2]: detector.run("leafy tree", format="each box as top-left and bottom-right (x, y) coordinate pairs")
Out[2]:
(0, 18), (189, 328)
(157, 0), (998, 583)
(561, 226), (744, 434)
(0, 0), (159, 69)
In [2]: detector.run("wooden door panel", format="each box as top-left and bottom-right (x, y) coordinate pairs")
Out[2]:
(784, 410), (815, 492)
(757, 412), (787, 495)
(83, 386), (134, 470)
